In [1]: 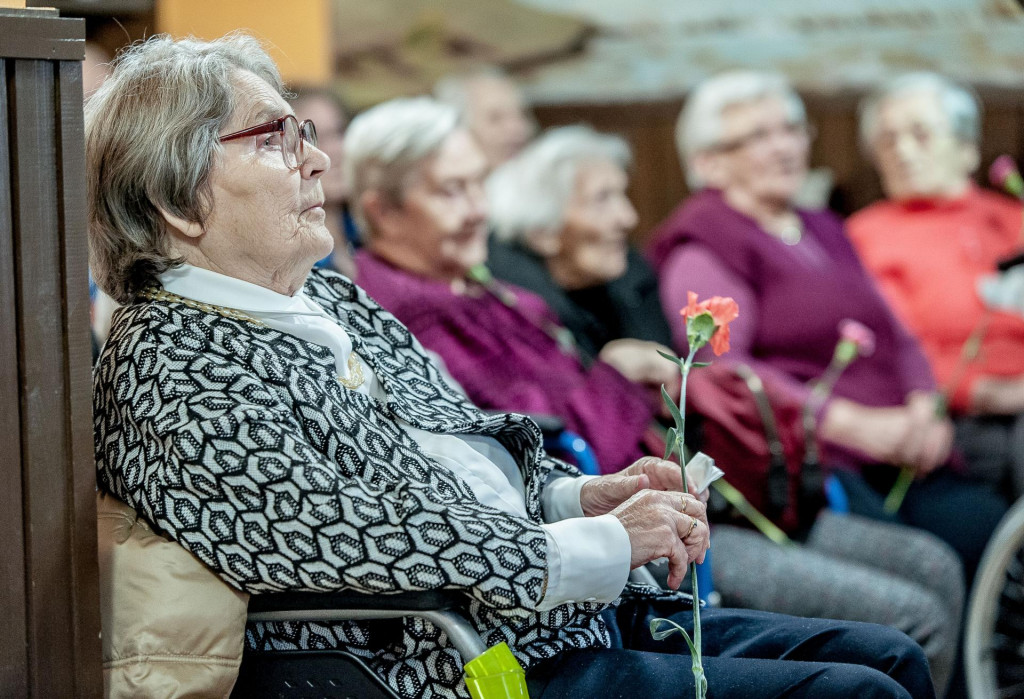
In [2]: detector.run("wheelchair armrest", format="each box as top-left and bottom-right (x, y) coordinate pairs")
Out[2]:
(246, 589), (487, 662)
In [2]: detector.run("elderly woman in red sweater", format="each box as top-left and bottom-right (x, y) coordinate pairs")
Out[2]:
(849, 72), (1024, 500)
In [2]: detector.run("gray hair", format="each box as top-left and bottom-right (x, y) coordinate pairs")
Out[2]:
(433, 67), (514, 118)
(343, 97), (461, 235)
(488, 125), (631, 243)
(858, 72), (981, 154)
(677, 70), (806, 189)
(86, 32), (283, 304)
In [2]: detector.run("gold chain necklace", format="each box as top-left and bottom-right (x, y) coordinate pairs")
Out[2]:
(139, 286), (366, 389)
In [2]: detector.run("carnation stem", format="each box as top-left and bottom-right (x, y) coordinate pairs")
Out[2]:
(710, 479), (795, 546)
(678, 346), (706, 699)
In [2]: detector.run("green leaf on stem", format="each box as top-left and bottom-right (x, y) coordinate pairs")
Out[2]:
(664, 427), (678, 461)
(650, 618), (699, 655)
(690, 361), (711, 368)
(657, 350), (686, 368)
(661, 385), (685, 431)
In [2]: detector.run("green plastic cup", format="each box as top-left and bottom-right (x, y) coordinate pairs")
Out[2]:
(464, 642), (529, 699)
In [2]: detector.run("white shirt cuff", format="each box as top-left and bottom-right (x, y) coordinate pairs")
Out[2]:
(541, 474), (599, 522)
(537, 513), (631, 612)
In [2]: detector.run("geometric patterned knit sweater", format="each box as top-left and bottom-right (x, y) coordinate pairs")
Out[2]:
(94, 268), (626, 698)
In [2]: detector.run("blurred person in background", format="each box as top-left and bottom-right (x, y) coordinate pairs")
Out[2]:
(348, 97), (680, 473)
(434, 68), (535, 174)
(646, 69), (1007, 584)
(490, 121), (966, 695)
(849, 72), (1024, 500)
(487, 125), (672, 360)
(290, 87), (358, 278)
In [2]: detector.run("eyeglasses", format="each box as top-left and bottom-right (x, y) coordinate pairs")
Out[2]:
(219, 114), (319, 170)
(713, 122), (816, 153)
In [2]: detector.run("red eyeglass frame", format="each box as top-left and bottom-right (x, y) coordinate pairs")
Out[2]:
(218, 114), (318, 169)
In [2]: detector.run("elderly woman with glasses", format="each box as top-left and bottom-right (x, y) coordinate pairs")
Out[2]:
(90, 36), (935, 699)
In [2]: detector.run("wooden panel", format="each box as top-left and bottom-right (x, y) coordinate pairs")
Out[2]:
(1, 9), (100, 695)
(57, 58), (103, 695)
(0, 58), (30, 699)
(12, 57), (76, 699)
(0, 10), (83, 61)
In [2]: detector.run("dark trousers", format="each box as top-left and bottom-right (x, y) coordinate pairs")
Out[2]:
(833, 468), (1008, 583)
(527, 601), (935, 698)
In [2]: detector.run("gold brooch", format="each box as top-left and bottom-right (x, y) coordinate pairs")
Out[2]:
(337, 353), (365, 389)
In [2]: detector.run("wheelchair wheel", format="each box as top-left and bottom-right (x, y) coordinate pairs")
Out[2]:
(966, 498), (1024, 698)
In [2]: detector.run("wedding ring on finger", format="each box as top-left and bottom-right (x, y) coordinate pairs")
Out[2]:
(685, 517), (698, 539)
(680, 496), (689, 515)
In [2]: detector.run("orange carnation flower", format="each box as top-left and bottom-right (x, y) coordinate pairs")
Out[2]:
(681, 291), (739, 356)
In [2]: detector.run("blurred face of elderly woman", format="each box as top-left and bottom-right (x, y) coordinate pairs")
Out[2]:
(698, 95), (811, 211)
(165, 70), (333, 295)
(549, 158), (637, 290)
(868, 89), (977, 201)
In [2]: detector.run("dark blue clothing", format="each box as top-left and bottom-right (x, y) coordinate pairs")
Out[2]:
(528, 601), (935, 698)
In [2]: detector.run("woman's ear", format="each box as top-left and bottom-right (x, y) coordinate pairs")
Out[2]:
(360, 190), (400, 242)
(691, 151), (725, 189)
(156, 206), (204, 239)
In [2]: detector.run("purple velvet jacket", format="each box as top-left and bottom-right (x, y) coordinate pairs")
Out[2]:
(355, 251), (655, 473)
(647, 189), (936, 470)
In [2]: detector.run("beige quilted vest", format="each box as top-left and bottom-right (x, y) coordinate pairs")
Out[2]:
(96, 492), (249, 698)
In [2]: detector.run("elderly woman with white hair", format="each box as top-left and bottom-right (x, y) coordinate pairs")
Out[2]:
(849, 72), (1024, 500)
(87, 35), (937, 699)
(486, 125), (673, 361)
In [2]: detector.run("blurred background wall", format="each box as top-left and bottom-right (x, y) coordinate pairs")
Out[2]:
(41, 0), (1024, 242)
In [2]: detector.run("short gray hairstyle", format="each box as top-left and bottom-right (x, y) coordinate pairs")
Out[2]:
(677, 70), (806, 189)
(858, 72), (981, 154)
(488, 125), (631, 243)
(86, 32), (283, 304)
(344, 97), (461, 236)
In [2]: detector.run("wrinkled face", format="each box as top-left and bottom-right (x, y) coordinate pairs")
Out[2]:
(292, 94), (349, 203)
(385, 129), (490, 279)
(555, 158), (637, 288)
(198, 70), (332, 289)
(869, 90), (977, 200)
(465, 76), (535, 170)
(701, 95), (810, 206)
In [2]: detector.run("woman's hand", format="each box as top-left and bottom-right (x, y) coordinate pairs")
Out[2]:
(599, 339), (680, 390)
(610, 489), (709, 589)
(820, 395), (951, 473)
(580, 456), (704, 516)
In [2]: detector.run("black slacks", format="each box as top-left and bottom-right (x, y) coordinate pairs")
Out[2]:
(527, 601), (935, 698)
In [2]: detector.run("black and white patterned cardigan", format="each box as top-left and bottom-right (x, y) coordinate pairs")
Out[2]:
(95, 268), (626, 698)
